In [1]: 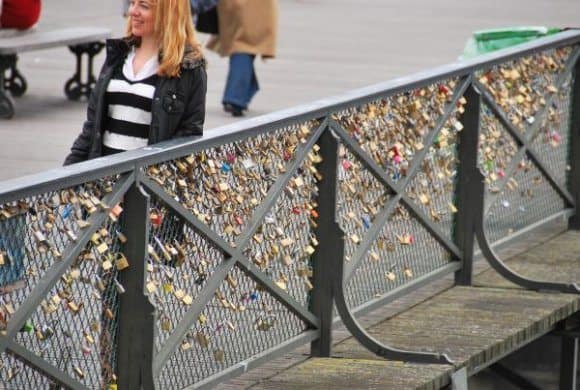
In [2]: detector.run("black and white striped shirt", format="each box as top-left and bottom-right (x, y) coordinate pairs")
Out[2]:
(102, 50), (159, 156)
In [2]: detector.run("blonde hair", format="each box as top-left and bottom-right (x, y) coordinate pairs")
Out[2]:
(126, 0), (203, 77)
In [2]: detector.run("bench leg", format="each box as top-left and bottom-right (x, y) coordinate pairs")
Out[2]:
(559, 335), (578, 390)
(0, 55), (16, 119)
(65, 41), (105, 101)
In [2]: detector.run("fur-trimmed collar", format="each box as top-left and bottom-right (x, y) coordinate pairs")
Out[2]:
(105, 37), (206, 70)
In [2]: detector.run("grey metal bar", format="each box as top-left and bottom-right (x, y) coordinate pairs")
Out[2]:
(348, 262), (461, 320)
(489, 363), (543, 390)
(474, 170), (580, 293)
(139, 175), (236, 257)
(194, 330), (320, 390)
(559, 336), (578, 390)
(569, 57), (580, 229)
(1, 33), (579, 202)
(152, 255), (236, 377)
(117, 182), (156, 390)
(309, 127), (340, 357)
(4, 338), (88, 390)
(0, 173), (134, 346)
(477, 81), (575, 208)
(454, 84), (482, 285)
(331, 123), (462, 267)
(235, 257), (320, 328)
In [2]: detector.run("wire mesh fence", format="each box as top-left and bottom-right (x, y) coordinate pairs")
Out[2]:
(0, 33), (578, 390)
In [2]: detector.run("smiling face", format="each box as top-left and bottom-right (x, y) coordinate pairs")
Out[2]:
(128, 0), (156, 39)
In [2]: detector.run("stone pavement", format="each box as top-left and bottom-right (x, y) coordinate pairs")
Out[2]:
(0, 0), (579, 181)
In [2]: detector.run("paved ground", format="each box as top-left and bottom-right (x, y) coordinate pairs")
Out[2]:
(1, 0), (579, 181)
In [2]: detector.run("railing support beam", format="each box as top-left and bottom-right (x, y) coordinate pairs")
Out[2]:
(310, 126), (338, 357)
(569, 59), (580, 229)
(454, 83), (481, 285)
(116, 182), (156, 390)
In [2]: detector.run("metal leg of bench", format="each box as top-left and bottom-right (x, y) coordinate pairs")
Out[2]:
(559, 335), (578, 390)
(1, 54), (27, 98)
(0, 55), (15, 119)
(450, 367), (468, 390)
(488, 362), (543, 390)
(65, 41), (105, 101)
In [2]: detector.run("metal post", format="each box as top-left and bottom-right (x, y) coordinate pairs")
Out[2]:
(559, 335), (578, 390)
(309, 126), (341, 357)
(568, 59), (580, 229)
(454, 82), (481, 285)
(116, 182), (156, 390)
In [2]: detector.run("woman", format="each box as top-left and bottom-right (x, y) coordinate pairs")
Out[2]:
(206, 0), (278, 117)
(0, 0), (42, 30)
(64, 0), (207, 165)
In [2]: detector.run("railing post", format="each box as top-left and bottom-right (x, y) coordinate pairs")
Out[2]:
(116, 180), (156, 389)
(310, 125), (341, 357)
(568, 59), (580, 229)
(454, 82), (481, 286)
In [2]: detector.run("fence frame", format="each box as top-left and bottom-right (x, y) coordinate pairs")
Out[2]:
(0, 29), (579, 389)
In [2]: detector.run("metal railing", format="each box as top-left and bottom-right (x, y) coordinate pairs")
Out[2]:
(0, 30), (579, 389)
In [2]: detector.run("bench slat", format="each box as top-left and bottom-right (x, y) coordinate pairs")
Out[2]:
(0, 27), (111, 55)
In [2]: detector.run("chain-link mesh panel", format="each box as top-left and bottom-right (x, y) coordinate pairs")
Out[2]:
(155, 265), (307, 389)
(147, 197), (226, 350)
(0, 176), (123, 389)
(13, 215), (123, 389)
(478, 104), (520, 188)
(345, 203), (453, 309)
(0, 353), (57, 389)
(476, 46), (573, 135)
(243, 148), (321, 307)
(476, 47), (576, 243)
(484, 156), (566, 243)
(529, 72), (574, 188)
(404, 116), (464, 240)
(336, 145), (392, 266)
(145, 121), (319, 247)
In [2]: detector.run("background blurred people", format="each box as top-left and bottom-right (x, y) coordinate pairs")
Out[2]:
(207, 0), (278, 117)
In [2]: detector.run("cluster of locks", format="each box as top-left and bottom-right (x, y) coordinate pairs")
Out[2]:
(0, 179), (123, 386)
(478, 47), (571, 191)
(332, 80), (466, 300)
(145, 123), (320, 365)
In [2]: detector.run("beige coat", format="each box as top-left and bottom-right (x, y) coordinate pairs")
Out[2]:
(207, 0), (278, 58)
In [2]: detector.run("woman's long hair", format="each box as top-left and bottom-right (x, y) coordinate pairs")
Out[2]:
(126, 0), (203, 78)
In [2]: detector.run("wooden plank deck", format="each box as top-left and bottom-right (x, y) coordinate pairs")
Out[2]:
(249, 227), (580, 390)
(474, 230), (580, 289)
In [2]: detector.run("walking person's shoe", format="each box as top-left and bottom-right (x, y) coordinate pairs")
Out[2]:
(223, 103), (244, 117)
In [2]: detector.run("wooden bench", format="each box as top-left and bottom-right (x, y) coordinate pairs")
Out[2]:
(0, 27), (111, 119)
(254, 232), (580, 389)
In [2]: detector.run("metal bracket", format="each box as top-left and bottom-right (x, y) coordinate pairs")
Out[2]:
(473, 170), (580, 294)
(65, 41), (105, 101)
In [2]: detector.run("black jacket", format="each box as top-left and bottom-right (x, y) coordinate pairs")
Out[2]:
(64, 38), (207, 165)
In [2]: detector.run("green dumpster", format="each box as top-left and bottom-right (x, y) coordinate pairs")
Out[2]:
(461, 26), (562, 59)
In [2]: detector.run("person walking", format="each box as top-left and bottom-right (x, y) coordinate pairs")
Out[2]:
(207, 0), (278, 117)
(65, 0), (207, 165)
(0, 0), (42, 30)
